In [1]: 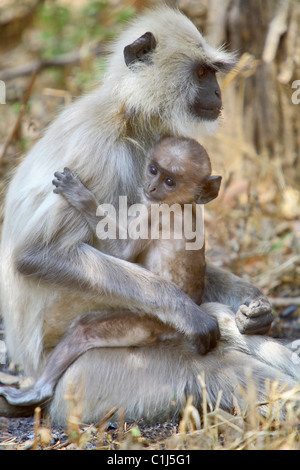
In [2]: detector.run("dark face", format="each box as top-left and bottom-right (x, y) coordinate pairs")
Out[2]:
(123, 33), (233, 125)
(190, 64), (222, 120)
(144, 158), (222, 206)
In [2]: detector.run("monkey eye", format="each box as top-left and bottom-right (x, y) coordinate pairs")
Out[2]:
(165, 177), (175, 187)
(197, 68), (206, 79)
(149, 165), (158, 175)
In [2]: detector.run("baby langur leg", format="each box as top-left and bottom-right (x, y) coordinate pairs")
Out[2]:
(0, 313), (174, 407)
(203, 264), (274, 335)
(52, 167), (100, 232)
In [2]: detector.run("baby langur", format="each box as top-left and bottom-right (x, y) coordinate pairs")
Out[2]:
(0, 137), (222, 407)
(52, 136), (222, 303)
(53, 137), (222, 300)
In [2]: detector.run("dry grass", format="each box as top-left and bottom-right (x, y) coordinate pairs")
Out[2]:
(1, 375), (300, 450)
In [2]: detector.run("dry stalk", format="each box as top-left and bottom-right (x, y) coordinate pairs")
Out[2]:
(32, 406), (41, 450)
(178, 395), (201, 436)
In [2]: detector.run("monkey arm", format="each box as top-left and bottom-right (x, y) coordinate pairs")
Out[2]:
(15, 241), (220, 355)
(203, 263), (274, 335)
(52, 168), (150, 261)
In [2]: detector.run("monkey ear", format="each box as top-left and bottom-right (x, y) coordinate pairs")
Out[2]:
(196, 175), (222, 204)
(124, 32), (157, 67)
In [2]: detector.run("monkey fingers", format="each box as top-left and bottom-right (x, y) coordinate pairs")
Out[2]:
(236, 298), (274, 335)
(187, 311), (221, 355)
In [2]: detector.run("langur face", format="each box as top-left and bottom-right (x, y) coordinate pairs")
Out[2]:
(143, 138), (222, 206)
(118, 9), (236, 135)
(190, 63), (223, 121)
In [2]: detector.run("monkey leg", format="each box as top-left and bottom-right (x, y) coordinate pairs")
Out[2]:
(202, 302), (300, 381)
(0, 307), (172, 413)
(0, 312), (174, 408)
(203, 263), (274, 335)
(48, 338), (298, 426)
(1, 304), (297, 420)
(53, 168), (104, 233)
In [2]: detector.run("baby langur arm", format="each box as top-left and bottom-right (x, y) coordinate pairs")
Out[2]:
(52, 168), (151, 261)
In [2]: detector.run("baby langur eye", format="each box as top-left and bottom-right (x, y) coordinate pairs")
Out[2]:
(149, 166), (158, 175)
(164, 177), (175, 187)
(197, 68), (205, 78)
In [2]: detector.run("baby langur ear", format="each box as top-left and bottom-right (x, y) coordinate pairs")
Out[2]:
(196, 175), (222, 204)
(124, 32), (157, 67)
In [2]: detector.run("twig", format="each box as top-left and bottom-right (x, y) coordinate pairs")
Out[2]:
(262, 0), (290, 63)
(198, 373), (208, 430)
(255, 254), (300, 287)
(269, 296), (300, 307)
(0, 70), (38, 162)
(0, 44), (106, 81)
(32, 406), (41, 450)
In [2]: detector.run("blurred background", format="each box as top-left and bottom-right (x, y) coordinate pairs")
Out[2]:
(0, 0), (299, 336)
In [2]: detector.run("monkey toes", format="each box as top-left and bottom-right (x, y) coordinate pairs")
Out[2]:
(52, 167), (85, 202)
(236, 297), (274, 335)
(53, 167), (76, 194)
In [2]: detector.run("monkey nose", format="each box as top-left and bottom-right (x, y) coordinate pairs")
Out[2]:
(148, 184), (156, 193)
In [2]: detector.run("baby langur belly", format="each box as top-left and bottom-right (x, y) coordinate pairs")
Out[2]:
(137, 239), (205, 305)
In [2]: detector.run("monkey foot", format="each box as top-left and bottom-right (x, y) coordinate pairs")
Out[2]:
(236, 297), (274, 335)
(0, 384), (51, 407)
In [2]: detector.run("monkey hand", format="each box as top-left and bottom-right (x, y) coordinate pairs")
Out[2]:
(235, 297), (273, 335)
(186, 307), (220, 355)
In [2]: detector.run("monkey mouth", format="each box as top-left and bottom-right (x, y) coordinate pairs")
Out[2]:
(143, 189), (152, 201)
(198, 107), (222, 121)
(143, 189), (160, 203)
(191, 103), (222, 121)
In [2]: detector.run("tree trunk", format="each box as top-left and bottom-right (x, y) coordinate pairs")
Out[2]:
(181, 0), (300, 187)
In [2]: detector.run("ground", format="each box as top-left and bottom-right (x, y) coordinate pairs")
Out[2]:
(0, 0), (299, 451)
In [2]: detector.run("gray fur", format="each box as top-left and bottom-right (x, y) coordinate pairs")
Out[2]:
(0, 7), (297, 424)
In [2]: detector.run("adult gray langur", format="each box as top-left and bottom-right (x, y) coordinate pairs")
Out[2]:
(1, 6), (294, 424)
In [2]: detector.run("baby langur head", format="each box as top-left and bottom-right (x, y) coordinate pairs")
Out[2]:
(144, 137), (222, 205)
